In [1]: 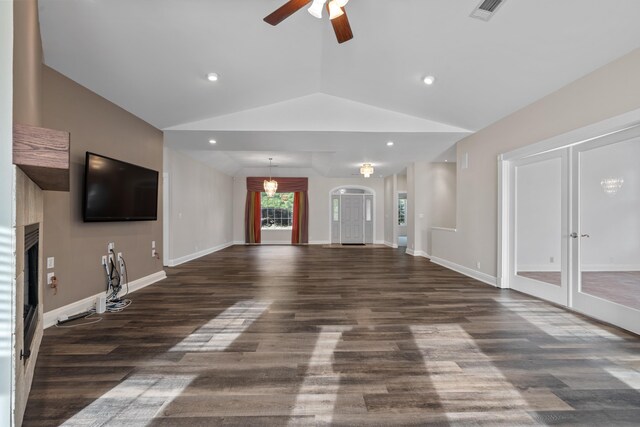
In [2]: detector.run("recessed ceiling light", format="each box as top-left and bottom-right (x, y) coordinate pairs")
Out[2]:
(445, 160), (448, 162)
(207, 73), (219, 82)
(387, 141), (394, 147)
(209, 139), (217, 144)
(423, 75), (436, 85)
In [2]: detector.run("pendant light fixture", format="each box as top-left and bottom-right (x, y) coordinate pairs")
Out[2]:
(264, 158), (278, 197)
(360, 163), (374, 178)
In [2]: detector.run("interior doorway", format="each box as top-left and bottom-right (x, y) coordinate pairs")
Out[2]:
(397, 192), (407, 247)
(330, 187), (374, 245)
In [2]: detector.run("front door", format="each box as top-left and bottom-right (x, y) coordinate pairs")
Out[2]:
(340, 195), (364, 244)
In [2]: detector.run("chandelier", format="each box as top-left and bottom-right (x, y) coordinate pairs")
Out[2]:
(601, 177), (624, 196)
(264, 158), (278, 197)
(360, 163), (374, 178)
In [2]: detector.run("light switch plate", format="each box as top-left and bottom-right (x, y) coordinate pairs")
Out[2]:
(47, 257), (55, 269)
(47, 272), (55, 285)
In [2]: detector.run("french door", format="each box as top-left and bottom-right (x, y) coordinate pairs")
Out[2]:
(506, 124), (640, 334)
(570, 131), (640, 333)
(510, 149), (570, 306)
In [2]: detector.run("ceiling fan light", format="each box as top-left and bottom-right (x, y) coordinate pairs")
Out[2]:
(328, 1), (344, 20)
(308, 0), (327, 19)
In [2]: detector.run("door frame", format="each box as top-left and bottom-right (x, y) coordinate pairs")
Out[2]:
(328, 186), (376, 245)
(498, 108), (640, 333)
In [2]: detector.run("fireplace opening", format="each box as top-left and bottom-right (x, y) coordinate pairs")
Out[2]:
(23, 223), (39, 361)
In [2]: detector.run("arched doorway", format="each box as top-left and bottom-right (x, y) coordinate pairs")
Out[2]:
(329, 186), (375, 244)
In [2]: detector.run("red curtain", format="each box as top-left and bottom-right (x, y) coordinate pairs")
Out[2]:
(246, 177), (308, 245)
(291, 191), (309, 244)
(244, 191), (261, 244)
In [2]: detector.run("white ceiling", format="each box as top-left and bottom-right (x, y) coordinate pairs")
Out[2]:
(39, 0), (640, 177)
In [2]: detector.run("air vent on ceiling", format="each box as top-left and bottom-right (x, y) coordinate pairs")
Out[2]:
(470, 0), (505, 21)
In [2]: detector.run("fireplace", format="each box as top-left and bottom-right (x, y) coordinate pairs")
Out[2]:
(22, 223), (39, 360)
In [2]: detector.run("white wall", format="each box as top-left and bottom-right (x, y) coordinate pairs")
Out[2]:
(516, 158), (562, 271)
(233, 176), (385, 244)
(0, 1), (15, 424)
(165, 148), (234, 265)
(581, 138), (640, 269)
(407, 162), (457, 257)
(516, 138), (640, 272)
(432, 48), (640, 279)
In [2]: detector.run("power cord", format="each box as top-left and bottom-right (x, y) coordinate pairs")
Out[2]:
(105, 249), (131, 313)
(55, 312), (103, 328)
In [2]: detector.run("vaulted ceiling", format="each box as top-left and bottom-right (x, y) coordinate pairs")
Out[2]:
(39, 0), (640, 177)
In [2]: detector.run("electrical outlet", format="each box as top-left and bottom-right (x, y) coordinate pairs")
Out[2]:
(117, 252), (122, 261)
(108, 242), (115, 253)
(152, 249), (157, 258)
(47, 257), (55, 269)
(550, 256), (555, 263)
(476, 261), (481, 269)
(47, 272), (55, 285)
(101, 255), (107, 265)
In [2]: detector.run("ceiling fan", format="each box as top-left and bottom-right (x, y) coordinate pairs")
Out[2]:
(264, 0), (354, 44)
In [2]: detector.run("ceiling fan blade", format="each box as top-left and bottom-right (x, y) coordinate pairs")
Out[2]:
(264, 0), (312, 26)
(329, 6), (353, 43)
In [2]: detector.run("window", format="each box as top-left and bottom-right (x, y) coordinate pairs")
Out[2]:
(261, 192), (294, 230)
(398, 198), (407, 226)
(333, 198), (339, 221)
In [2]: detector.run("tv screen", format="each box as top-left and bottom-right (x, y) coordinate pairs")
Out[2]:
(83, 152), (159, 222)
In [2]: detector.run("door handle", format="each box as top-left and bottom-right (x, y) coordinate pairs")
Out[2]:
(570, 232), (590, 239)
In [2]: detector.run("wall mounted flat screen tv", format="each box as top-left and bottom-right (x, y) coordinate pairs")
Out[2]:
(83, 152), (159, 222)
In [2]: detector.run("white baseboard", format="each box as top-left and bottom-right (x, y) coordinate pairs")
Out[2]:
(582, 264), (640, 272)
(43, 270), (167, 329)
(167, 242), (234, 267)
(406, 249), (430, 259)
(384, 241), (398, 249)
(430, 256), (498, 287)
(518, 264), (640, 272)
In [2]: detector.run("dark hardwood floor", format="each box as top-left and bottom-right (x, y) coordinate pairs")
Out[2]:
(24, 246), (640, 426)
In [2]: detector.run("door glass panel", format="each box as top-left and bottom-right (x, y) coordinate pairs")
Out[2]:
(579, 137), (640, 310)
(516, 157), (563, 286)
(333, 198), (339, 221)
(365, 198), (372, 221)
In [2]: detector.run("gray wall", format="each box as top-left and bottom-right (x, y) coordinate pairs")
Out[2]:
(165, 148), (234, 264)
(41, 66), (164, 312)
(432, 47), (640, 278)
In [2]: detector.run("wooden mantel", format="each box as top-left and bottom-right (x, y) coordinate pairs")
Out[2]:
(13, 123), (70, 192)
